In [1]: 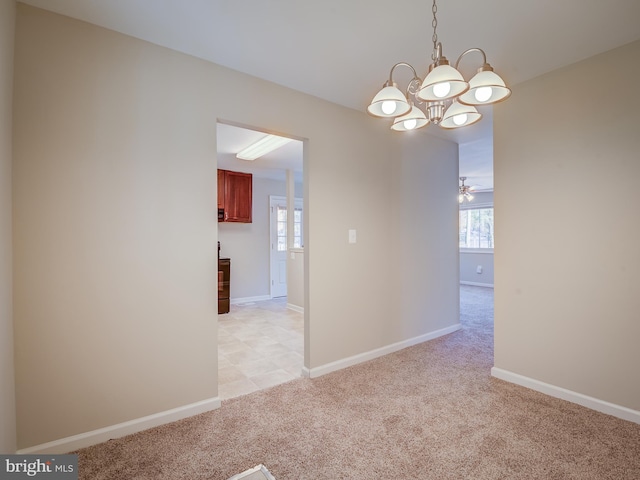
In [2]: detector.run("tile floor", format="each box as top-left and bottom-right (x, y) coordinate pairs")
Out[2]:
(218, 298), (304, 400)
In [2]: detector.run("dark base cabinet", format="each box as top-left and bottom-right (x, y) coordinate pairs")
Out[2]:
(218, 258), (230, 314)
(218, 297), (230, 315)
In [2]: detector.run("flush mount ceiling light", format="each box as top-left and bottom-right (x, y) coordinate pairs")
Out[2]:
(236, 134), (293, 161)
(367, 0), (511, 132)
(459, 177), (474, 203)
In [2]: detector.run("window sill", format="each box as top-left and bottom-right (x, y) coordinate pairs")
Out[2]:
(460, 248), (494, 254)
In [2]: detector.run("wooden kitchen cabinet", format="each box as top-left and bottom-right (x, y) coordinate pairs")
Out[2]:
(217, 169), (225, 209)
(218, 169), (252, 223)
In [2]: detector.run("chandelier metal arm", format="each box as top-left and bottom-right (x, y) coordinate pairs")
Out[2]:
(386, 62), (424, 100)
(387, 62), (422, 86)
(406, 78), (423, 99)
(454, 47), (488, 70)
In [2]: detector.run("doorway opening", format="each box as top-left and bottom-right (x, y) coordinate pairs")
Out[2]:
(458, 134), (495, 356)
(216, 121), (305, 400)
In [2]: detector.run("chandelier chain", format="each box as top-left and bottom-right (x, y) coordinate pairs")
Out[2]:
(431, 0), (438, 61)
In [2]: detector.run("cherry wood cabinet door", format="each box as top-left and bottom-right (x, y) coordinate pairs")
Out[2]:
(217, 170), (225, 209)
(223, 170), (252, 222)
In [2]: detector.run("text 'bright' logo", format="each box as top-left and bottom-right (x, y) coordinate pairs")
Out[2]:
(1, 455), (77, 478)
(4, 458), (51, 476)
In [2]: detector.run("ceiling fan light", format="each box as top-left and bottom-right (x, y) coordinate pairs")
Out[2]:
(458, 67), (511, 105)
(418, 63), (469, 101)
(367, 84), (411, 118)
(458, 176), (476, 203)
(391, 105), (428, 132)
(441, 102), (482, 129)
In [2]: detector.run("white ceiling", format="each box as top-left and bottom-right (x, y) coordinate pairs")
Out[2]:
(217, 123), (303, 182)
(18, 0), (640, 188)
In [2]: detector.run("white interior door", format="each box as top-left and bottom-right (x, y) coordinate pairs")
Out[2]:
(270, 196), (303, 298)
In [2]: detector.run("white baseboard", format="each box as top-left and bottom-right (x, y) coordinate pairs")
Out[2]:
(303, 324), (461, 379)
(491, 367), (640, 424)
(230, 295), (271, 305)
(286, 303), (304, 314)
(460, 281), (494, 288)
(17, 397), (221, 454)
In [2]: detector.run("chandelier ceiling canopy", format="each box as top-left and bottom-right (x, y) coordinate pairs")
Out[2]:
(367, 0), (511, 132)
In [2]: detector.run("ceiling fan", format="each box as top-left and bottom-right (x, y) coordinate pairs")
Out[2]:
(458, 177), (476, 203)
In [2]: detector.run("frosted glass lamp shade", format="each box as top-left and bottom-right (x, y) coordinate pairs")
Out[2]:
(391, 105), (428, 132)
(458, 68), (511, 105)
(367, 84), (411, 118)
(418, 64), (469, 102)
(441, 102), (482, 129)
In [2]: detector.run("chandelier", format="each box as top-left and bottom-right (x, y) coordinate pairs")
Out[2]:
(367, 0), (511, 132)
(458, 177), (474, 203)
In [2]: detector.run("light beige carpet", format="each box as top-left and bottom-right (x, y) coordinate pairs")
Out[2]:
(75, 286), (640, 479)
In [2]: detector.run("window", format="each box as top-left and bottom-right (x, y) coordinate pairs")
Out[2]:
(459, 207), (494, 249)
(276, 205), (303, 251)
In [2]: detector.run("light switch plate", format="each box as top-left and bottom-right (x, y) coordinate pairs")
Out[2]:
(348, 229), (357, 244)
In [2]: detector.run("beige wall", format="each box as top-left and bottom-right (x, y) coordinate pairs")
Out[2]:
(13, 5), (459, 449)
(13, 6), (220, 449)
(394, 133), (460, 338)
(494, 39), (640, 411)
(0, 0), (16, 455)
(460, 252), (494, 286)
